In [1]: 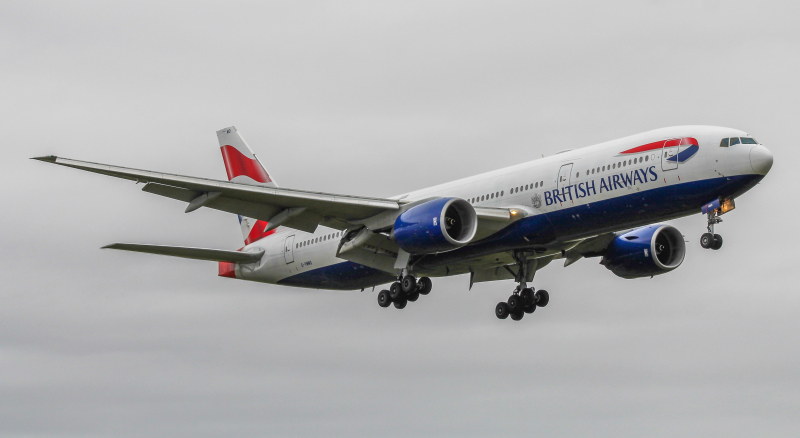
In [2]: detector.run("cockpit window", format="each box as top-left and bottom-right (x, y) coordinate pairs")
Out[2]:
(729, 137), (741, 146)
(720, 138), (729, 147)
(741, 137), (758, 144)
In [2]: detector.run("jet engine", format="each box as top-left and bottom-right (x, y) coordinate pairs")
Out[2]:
(601, 224), (686, 279)
(393, 198), (478, 254)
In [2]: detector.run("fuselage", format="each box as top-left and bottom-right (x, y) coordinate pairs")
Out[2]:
(234, 126), (772, 290)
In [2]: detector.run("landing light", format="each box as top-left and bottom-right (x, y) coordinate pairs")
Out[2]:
(510, 209), (518, 216)
(720, 199), (736, 215)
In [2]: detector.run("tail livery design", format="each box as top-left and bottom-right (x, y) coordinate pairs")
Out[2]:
(217, 126), (278, 244)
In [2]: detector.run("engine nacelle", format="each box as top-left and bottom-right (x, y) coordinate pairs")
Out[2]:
(393, 198), (478, 254)
(601, 224), (686, 279)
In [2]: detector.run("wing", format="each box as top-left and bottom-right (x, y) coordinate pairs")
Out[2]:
(103, 243), (264, 263)
(34, 155), (401, 232)
(34, 155), (518, 234)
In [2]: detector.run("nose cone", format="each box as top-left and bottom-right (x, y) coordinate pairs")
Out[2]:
(750, 145), (773, 175)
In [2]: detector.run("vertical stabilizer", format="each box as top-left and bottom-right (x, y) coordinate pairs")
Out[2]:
(217, 126), (278, 187)
(217, 126), (279, 244)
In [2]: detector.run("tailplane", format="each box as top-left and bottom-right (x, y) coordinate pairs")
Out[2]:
(217, 126), (278, 245)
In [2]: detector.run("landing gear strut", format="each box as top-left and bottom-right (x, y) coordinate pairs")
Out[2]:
(701, 210), (723, 250)
(495, 251), (549, 321)
(376, 274), (433, 310)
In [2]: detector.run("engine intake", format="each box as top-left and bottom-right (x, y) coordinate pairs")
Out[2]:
(601, 224), (686, 279)
(393, 198), (478, 254)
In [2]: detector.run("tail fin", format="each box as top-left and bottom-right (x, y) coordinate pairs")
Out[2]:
(217, 126), (278, 245)
(217, 126), (278, 187)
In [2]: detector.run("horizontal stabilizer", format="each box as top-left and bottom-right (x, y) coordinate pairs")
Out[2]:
(102, 243), (263, 263)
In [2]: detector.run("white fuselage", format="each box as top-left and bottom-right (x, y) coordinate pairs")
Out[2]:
(234, 126), (769, 289)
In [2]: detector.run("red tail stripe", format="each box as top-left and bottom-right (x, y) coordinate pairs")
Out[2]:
(218, 261), (236, 278)
(620, 137), (698, 154)
(220, 145), (271, 183)
(245, 220), (277, 245)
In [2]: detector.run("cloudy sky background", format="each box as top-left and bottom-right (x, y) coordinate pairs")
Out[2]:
(2, 1), (799, 436)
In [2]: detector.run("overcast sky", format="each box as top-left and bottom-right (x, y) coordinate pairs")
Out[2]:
(2, 1), (799, 436)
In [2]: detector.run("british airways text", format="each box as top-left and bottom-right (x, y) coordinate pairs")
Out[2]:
(544, 166), (659, 206)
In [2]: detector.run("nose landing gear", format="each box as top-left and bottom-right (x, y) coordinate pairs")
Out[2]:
(700, 198), (735, 250)
(701, 211), (723, 250)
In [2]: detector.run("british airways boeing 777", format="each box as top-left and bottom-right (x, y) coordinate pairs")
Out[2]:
(35, 125), (773, 321)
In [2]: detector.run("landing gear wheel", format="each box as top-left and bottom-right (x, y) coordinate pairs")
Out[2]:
(510, 311), (524, 321)
(535, 290), (549, 307)
(401, 275), (417, 293)
(524, 304), (536, 314)
(406, 290), (420, 302)
(712, 234), (723, 250)
(389, 282), (403, 300)
(495, 302), (510, 319)
(520, 288), (535, 306)
(377, 290), (392, 308)
(417, 277), (432, 295)
(700, 233), (714, 249)
(507, 295), (524, 312)
(393, 297), (408, 309)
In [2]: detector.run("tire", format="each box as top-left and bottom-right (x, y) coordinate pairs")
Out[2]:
(417, 277), (432, 295)
(508, 295), (523, 312)
(700, 233), (714, 249)
(712, 234), (723, 250)
(389, 282), (403, 300)
(393, 297), (408, 309)
(523, 304), (536, 314)
(535, 290), (549, 307)
(377, 290), (392, 308)
(406, 290), (420, 302)
(520, 288), (535, 305)
(401, 275), (417, 293)
(510, 311), (524, 321)
(495, 302), (510, 319)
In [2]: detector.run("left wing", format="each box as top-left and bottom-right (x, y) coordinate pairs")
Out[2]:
(33, 156), (519, 234)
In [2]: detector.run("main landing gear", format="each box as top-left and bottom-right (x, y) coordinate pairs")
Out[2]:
(495, 287), (549, 321)
(377, 275), (432, 310)
(700, 210), (723, 250)
(495, 251), (549, 321)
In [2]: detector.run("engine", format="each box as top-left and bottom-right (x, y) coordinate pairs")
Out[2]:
(393, 198), (478, 254)
(601, 224), (686, 279)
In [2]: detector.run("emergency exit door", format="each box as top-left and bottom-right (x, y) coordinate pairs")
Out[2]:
(661, 140), (678, 171)
(557, 163), (573, 191)
(284, 235), (295, 264)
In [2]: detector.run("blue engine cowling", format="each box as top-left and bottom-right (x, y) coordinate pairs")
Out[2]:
(393, 198), (478, 254)
(601, 224), (686, 279)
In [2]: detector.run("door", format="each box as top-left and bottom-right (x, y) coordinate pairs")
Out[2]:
(661, 139), (678, 171)
(557, 163), (573, 191)
(284, 235), (295, 264)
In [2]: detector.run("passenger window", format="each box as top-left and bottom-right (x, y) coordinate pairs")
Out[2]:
(741, 137), (758, 144)
(730, 137), (740, 146)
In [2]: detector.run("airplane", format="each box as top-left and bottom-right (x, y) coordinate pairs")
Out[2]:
(34, 125), (773, 321)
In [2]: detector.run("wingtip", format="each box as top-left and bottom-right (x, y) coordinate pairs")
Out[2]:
(101, 244), (119, 249)
(31, 155), (58, 163)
